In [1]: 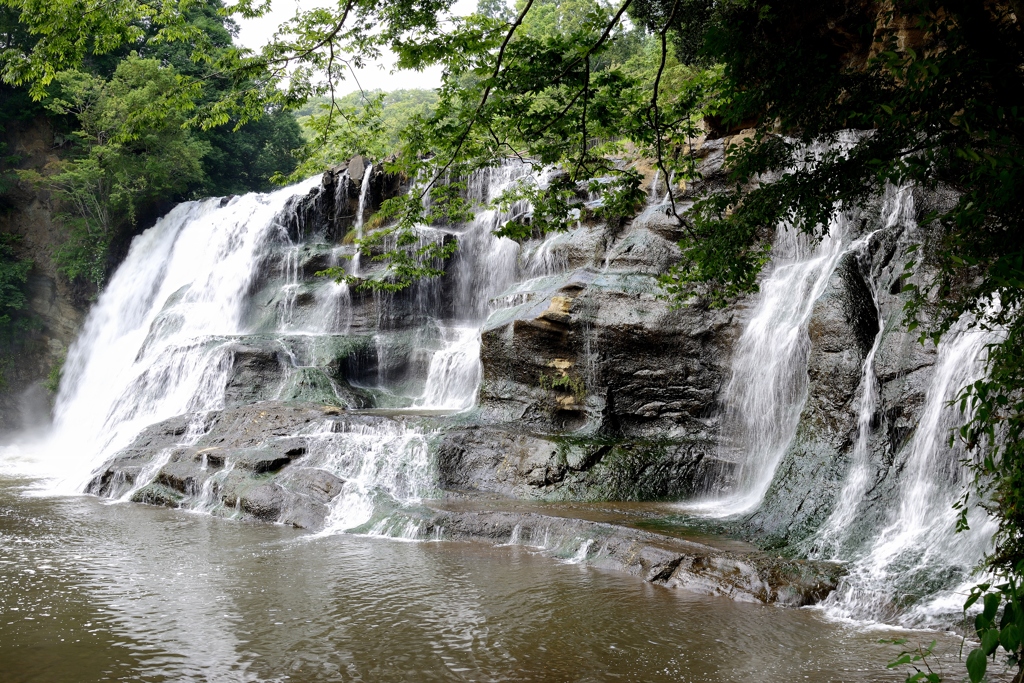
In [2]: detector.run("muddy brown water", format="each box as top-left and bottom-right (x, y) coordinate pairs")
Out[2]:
(0, 477), (982, 683)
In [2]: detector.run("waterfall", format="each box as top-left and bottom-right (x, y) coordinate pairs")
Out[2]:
(413, 162), (533, 409)
(351, 161), (372, 277)
(821, 321), (999, 625)
(5, 161), (536, 516)
(649, 170), (660, 202)
(806, 236), (885, 559)
(697, 211), (853, 515)
(810, 187), (914, 557)
(686, 179), (997, 624)
(415, 326), (482, 410)
(661, 171), (674, 205)
(1, 139), (999, 629)
(39, 178), (323, 491)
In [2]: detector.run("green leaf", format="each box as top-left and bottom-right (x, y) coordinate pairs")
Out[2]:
(1001, 602), (1016, 629)
(1002, 624), (1020, 652)
(887, 654), (913, 668)
(966, 647), (987, 683)
(984, 593), (1001, 622)
(982, 628), (1000, 655)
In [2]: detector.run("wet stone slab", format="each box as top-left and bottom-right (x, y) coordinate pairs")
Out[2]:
(84, 400), (844, 608)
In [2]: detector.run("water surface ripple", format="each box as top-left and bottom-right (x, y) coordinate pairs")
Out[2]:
(0, 479), (971, 682)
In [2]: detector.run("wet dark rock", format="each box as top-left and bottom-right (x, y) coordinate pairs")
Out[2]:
(240, 483), (285, 520)
(286, 467), (346, 503)
(224, 342), (287, 408)
(235, 447), (303, 474)
(404, 506), (845, 607)
(746, 250), (879, 546)
(157, 459), (206, 495)
(130, 483), (184, 507)
(437, 426), (725, 501)
(479, 263), (740, 440)
(87, 402), (354, 531)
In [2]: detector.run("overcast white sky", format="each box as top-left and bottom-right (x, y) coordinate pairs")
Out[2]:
(235, 0), (478, 95)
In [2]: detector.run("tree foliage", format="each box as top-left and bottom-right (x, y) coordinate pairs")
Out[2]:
(30, 56), (209, 287)
(0, 231), (29, 335)
(290, 88), (439, 181)
(1, 0), (303, 290)
(0, 232), (31, 388)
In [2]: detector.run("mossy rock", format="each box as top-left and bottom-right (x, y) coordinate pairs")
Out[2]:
(279, 367), (345, 406)
(130, 483), (184, 507)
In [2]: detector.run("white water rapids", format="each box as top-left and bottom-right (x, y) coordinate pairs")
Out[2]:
(8, 178), (322, 489)
(0, 164), (542, 526)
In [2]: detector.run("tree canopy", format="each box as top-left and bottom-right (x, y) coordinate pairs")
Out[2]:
(1, 0), (303, 291)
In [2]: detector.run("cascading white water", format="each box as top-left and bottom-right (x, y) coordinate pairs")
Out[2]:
(696, 212), (853, 515)
(0, 161), (544, 532)
(649, 170), (661, 202)
(288, 417), (437, 533)
(820, 320), (1000, 625)
(351, 161), (372, 277)
(661, 171), (674, 205)
(412, 162), (533, 410)
(809, 187), (914, 557)
(279, 245), (302, 328)
(32, 178), (322, 491)
(415, 327), (483, 410)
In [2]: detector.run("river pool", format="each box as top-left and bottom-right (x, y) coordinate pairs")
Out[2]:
(0, 477), (986, 683)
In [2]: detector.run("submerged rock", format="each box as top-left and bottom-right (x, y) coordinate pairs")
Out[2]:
(365, 505), (846, 607)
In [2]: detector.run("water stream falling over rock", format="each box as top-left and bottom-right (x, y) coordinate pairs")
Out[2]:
(696, 212), (853, 514)
(21, 161), (545, 533)
(45, 179), (323, 490)
(819, 320), (1000, 625)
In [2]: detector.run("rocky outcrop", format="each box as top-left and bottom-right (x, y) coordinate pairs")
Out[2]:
(88, 399), (844, 606)
(86, 402), (353, 531)
(745, 185), (952, 551)
(479, 266), (738, 437)
(415, 506), (845, 607)
(66, 136), (969, 615)
(436, 426), (720, 501)
(476, 210), (741, 486)
(280, 158), (405, 244)
(0, 118), (86, 431)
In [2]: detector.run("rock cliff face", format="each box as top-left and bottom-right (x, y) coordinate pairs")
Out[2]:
(85, 399), (845, 606)
(451, 205), (741, 501)
(76, 147), (943, 518)
(0, 118), (86, 432)
(744, 184), (957, 553)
